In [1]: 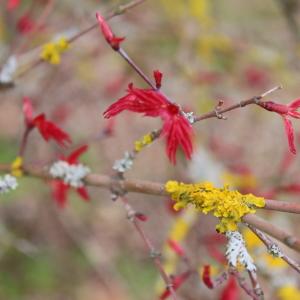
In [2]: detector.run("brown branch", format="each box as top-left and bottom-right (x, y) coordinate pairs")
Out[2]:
(194, 86), (282, 122)
(247, 224), (300, 274)
(68, 0), (146, 43)
(1, 163), (300, 254)
(15, 0), (147, 79)
(120, 196), (178, 300)
(20, 164), (300, 214)
(264, 199), (300, 214)
(243, 214), (300, 252)
(247, 271), (264, 300)
(230, 269), (261, 300)
(210, 270), (229, 289)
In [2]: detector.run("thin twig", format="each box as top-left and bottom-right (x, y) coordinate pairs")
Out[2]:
(15, 0), (147, 79)
(15, 0), (56, 55)
(210, 270), (229, 288)
(230, 269), (260, 300)
(194, 85), (282, 122)
(247, 224), (300, 274)
(247, 271), (264, 300)
(120, 196), (178, 300)
(243, 214), (300, 252)
(118, 48), (156, 89)
(1, 163), (300, 253)
(264, 199), (300, 214)
(68, 0), (146, 43)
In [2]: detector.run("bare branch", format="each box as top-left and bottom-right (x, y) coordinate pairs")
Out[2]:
(247, 224), (300, 274)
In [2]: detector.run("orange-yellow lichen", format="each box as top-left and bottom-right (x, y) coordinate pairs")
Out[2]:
(11, 156), (23, 177)
(165, 180), (265, 233)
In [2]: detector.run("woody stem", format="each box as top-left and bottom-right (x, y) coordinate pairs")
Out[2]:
(18, 127), (32, 158)
(120, 196), (178, 300)
(1, 163), (300, 253)
(117, 48), (156, 89)
(247, 224), (300, 274)
(194, 86), (282, 122)
(15, 0), (148, 79)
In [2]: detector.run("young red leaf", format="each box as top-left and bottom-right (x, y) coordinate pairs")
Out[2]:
(52, 180), (69, 208)
(135, 212), (148, 222)
(160, 271), (191, 299)
(67, 145), (88, 164)
(76, 186), (90, 201)
(17, 14), (35, 34)
(7, 0), (21, 11)
(51, 145), (90, 207)
(202, 265), (214, 289)
(282, 116), (296, 154)
(167, 239), (185, 257)
(23, 97), (34, 127)
(259, 98), (300, 154)
(103, 84), (193, 163)
(220, 276), (239, 300)
(22, 97), (71, 147)
(96, 12), (125, 50)
(33, 114), (71, 147)
(153, 70), (163, 89)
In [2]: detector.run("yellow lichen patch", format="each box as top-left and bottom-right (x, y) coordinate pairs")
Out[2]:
(40, 37), (70, 65)
(11, 156), (23, 177)
(134, 134), (153, 152)
(165, 181), (265, 233)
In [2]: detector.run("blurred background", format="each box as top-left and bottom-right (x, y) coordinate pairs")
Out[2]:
(1, 0), (300, 299)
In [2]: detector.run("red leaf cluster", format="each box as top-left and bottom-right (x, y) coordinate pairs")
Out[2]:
(103, 83), (193, 163)
(23, 97), (71, 147)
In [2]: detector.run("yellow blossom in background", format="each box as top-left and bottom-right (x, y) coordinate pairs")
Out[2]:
(197, 34), (234, 64)
(40, 37), (70, 65)
(160, 0), (185, 19)
(11, 156), (23, 177)
(160, 0), (213, 28)
(188, 0), (213, 28)
(262, 253), (286, 269)
(165, 180), (265, 233)
(243, 228), (262, 250)
(277, 285), (300, 300)
(222, 172), (257, 190)
(134, 134), (153, 152)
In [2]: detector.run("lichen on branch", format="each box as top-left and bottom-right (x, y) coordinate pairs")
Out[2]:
(165, 180), (265, 233)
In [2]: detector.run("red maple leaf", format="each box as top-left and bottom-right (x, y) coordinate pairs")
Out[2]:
(103, 83), (193, 163)
(23, 97), (71, 147)
(259, 98), (300, 154)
